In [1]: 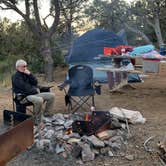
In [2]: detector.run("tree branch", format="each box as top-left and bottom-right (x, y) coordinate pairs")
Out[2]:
(25, 0), (30, 18)
(33, 0), (42, 34)
(146, 18), (155, 28)
(43, 13), (53, 31)
(0, 0), (40, 38)
(0, 5), (12, 10)
(49, 0), (60, 36)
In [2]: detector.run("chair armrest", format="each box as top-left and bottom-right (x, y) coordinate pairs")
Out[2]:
(57, 83), (67, 91)
(38, 86), (54, 92)
(14, 93), (26, 101)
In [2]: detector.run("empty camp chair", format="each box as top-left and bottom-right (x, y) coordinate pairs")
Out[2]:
(58, 65), (101, 114)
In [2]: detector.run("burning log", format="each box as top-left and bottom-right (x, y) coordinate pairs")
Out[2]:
(72, 111), (113, 136)
(65, 128), (73, 135)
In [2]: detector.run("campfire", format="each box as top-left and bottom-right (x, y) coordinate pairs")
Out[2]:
(34, 111), (129, 162)
(71, 111), (113, 136)
(63, 111), (116, 137)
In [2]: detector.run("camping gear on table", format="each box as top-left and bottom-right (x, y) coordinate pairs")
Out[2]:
(129, 44), (155, 56)
(160, 44), (166, 55)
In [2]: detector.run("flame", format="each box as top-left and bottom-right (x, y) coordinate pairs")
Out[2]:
(84, 113), (90, 121)
(65, 128), (73, 135)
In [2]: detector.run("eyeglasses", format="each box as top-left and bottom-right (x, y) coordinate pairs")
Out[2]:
(19, 65), (27, 68)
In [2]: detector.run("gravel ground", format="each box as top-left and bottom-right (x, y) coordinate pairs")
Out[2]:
(7, 147), (77, 166)
(1, 72), (166, 166)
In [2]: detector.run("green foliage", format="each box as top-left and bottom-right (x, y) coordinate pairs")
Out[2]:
(84, 0), (129, 32)
(53, 50), (65, 67)
(0, 18), (66, 79)
(130, 0), (166, 46)
(0, 54), (20, 86)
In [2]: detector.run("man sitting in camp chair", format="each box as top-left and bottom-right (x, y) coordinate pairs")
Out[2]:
(58, 65), (101, 113)
(12, 59), (55, 124)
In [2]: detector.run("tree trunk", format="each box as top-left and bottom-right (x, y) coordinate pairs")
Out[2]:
(154, 16), (163, 47)
(40, 36), (54, 81)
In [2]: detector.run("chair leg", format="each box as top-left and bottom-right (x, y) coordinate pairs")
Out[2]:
(16, 104), (26, 114)
(70, 96), (94, 114)
(92, 95), (95, 107)
(68, 102), (72, 113)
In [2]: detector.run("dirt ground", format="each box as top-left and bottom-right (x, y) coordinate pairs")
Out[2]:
(0, 69), (166, 166)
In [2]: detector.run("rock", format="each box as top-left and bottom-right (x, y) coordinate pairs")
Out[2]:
(76, 160), (84, 165)
(53, 113), (65, 121)
(92, 149), (100, 155)
(54, 130), (64, 139)
(125, 154), (134, 161)
(71, 143), (82, 158)
(36, 139), (52, 151)
(96, 130), (116, 140)
(109, 135), (123, 143)
(81, 143), (95, 162)
(121, 123), (126, 129)
(100, 147), (110, 155)
(45, 122), (52, 127)
(44, 129), (54, 139)
(61, 152), (68, 158)
(69, 133), (81, 139)
(104, 140), (109, 146)
(108, 150), (114, 157)
(34, 133), (39, 139)
(83, 135), (105, 148)
(55, 144), (65, 154)
(110, 142), (121, 151)
(64, 120), (73, 128)
(63, 143), (73, 155)
(63, 135), (70, 140)
(110, 119), (122, 129)
(42, 117), (53, 123)
(54, 126), (64, 131)
(63, 114), (70, 119)
(52, 119), (65, 125)
(67, 138), (81, 144)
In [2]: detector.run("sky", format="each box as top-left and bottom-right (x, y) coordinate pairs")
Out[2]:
(0, 1), (50, 23)
(0, 0), (133, 23)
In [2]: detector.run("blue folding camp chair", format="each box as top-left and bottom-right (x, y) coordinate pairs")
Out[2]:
(58, 65), (100, 114)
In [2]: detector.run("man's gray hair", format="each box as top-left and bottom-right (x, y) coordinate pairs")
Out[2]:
(16, 59), (27, 68)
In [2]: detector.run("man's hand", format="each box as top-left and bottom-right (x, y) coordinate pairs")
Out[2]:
(24, 68), (31, 75)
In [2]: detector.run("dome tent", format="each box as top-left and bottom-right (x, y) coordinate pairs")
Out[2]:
(67, 28), (125, 63)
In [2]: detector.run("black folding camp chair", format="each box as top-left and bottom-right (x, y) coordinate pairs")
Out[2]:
(11, 75), (53, 114)
(58, 65), (101, 114)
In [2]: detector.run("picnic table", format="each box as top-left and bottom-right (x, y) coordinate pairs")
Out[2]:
(96, 67), (142, 91)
